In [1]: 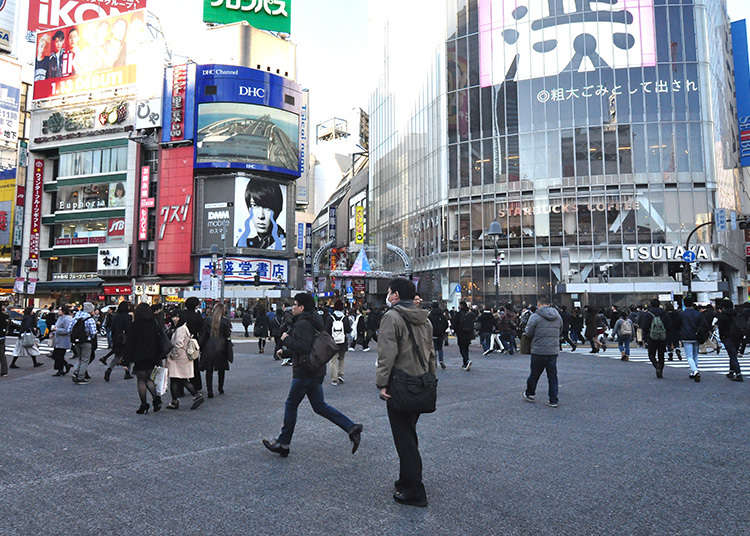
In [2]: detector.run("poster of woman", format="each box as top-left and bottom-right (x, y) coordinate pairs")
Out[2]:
(233, 176), (287, 251)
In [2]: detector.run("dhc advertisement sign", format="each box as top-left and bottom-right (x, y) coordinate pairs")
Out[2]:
(732, 20), (750, 168)
(194, 64), (303, 177)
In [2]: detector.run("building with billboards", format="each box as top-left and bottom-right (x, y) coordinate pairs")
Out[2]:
(22, 9), (168, 303)
(369, 0), (749, 307)
(162, 64), (304, 301)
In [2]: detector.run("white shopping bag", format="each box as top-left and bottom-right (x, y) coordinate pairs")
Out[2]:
(151, 366), (169, 396)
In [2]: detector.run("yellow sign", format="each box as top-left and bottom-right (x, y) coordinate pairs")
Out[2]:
(0, 179), (16, 260)
(165, 296), (184, 303)
(355, 206), (365, 244)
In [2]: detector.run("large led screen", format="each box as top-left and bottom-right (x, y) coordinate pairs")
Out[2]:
(478, 0), (657, 86)
(196, 102), (300, 176)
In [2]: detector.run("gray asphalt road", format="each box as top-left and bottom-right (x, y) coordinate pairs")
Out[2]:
(1, 340), (748, 536)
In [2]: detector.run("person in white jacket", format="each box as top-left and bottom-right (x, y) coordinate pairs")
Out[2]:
(166, 313), (205, 410)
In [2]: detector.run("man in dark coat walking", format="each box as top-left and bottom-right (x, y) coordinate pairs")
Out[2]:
(263, 293), (362, 457)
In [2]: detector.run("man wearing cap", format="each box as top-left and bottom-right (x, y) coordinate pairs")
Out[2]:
(71, 302), (98, 384)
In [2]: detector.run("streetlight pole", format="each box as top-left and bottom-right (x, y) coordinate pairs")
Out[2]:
(683, 220), (714, 297)
(485, 221), (503, 308)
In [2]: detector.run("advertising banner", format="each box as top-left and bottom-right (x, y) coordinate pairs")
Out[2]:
(31, 100), (133, 143)
(29, 160), (44, 269)
(199, 256), (288, 284)
(0, 0), (16, 53)
(162, 63), (197, 143)
(328, 206), (336, 242)
(296, 222), (303, 250)
(194, 65), (302, 176)
(33, 9), (145, 100)
(28, 0), (147, 33)
(304, 222), (312, 273)
(138, 165), (152, 241)
(732, 20), (750, 167)
(203, 0), (291, 34)
(199, 174), (288, 252)
(56, 181), (126, 210)
(107, 217), (125, 237)
(0, 57), (21, 182)
(135, 97), (161, 129)
(156, 146), (194, 275)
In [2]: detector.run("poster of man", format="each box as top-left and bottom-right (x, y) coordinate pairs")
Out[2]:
(233, 176), (287, 251)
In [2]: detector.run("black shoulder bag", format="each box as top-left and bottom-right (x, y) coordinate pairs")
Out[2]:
(387, 314), (438, 414)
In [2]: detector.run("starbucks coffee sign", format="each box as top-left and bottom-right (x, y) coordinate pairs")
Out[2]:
(203, 0), (291, 33)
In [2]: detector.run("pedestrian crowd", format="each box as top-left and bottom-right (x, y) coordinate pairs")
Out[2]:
(0, 282), (745, 508)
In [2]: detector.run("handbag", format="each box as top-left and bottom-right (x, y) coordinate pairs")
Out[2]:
(150, 366), (169, 396)
(21, 332), (36, 348)
(520, 333), (531, 355)
(156, 322), (173, 358)
(300, 330), (339, 373)
(386, 313), (437, 414)
(226, 339), (234, 363)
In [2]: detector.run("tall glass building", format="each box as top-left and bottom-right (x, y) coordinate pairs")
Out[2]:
(369, 0), (748, 307)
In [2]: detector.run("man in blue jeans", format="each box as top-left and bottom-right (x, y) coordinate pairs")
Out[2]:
(263, 292), (363, 457)
(522, 298), (562, 407)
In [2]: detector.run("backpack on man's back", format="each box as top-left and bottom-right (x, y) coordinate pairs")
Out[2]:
(71, 317), (89, 344)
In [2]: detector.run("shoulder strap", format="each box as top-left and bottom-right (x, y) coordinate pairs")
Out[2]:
(393, 310), (427, 370)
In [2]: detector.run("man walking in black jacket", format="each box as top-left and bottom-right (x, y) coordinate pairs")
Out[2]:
(639, 299), (668, 378)
(263, 293), (362, 457)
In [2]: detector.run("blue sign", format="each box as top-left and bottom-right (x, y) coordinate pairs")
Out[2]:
(454, 284), (462, 294)
(297, 223), (304, 250)
(161, 64), (197, 144)
(732, 20), (750, 167)
(193, 65), (303, 177)
(715, 208), (728, 232)
(682, 251), (697, 263)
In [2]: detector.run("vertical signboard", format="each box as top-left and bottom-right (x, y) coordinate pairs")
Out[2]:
(304, 222), (312, 274)
(296, 222), (304, 250)
(0, 179), (15, 256)
(162, 63), (196, 144)
(138, 165), (153, 241)
(328, 206), (336, 242)
(355, 206), (365, 244)
(12, 185), (24, 247)
(732, 20), (750, 167)
(29, 160), (44, 269)
(0, 0), (16, 53)
(0, 57), (21, 183)
(202, 0), (291, 33)
(27, 0), (147, 33)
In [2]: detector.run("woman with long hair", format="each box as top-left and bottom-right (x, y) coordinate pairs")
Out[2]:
(200, 303), (232, 398)
(124, 303), (163, 414)
(253, 302), (270, 353)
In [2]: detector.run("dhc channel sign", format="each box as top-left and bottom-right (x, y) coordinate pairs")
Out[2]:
(194, 64), (303, 177)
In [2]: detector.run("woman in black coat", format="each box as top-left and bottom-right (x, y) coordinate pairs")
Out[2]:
(125, 303), (163, 414)
(253, 303), (270, 353)
(200, 303), (232, 398)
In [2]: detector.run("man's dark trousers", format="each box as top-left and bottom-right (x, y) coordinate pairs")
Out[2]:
(278, 376), (354, 445)
(387, 405), (426, 500)
(647, 338), (666, 371)
(525, 354), (558, 404)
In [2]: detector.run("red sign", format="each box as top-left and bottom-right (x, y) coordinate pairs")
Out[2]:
(138, 165), (153, 241)
(156, 146), (194, 275)
(55, 238), (72, 246)
(103, 285), (132, 296)
(28, 0), (147, 33)
(108, 217), (125, 237)
(170, 64), (187, 141)
(746, 245), (750, 258)
(32, 10), (144, 100)
(15, 186), (25, 207)
(55, 236), (106, 246)
(29, 160), (44, 270)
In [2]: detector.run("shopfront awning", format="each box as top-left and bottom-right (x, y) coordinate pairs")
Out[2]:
(36, 280), (104, 290)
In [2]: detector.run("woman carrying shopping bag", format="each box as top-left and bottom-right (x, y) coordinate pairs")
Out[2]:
(10, 307), (43, 369)
(166, 311), (205, 410)
(125, 303), (163, 414)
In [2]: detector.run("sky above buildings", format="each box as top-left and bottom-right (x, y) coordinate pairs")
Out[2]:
(9, 0), (750, 129)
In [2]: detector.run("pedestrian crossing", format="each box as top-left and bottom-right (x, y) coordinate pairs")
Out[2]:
(4, 336), (111, 358)
(563, 344), (748, 376)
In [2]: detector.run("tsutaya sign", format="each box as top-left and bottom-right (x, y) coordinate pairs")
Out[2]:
(623, 245), (714, 262)
(203, 0), (291, 33)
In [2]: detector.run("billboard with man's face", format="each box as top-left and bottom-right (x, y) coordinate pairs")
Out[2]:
(199, 175), (288, 253)
(33, 9), (145, 100)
